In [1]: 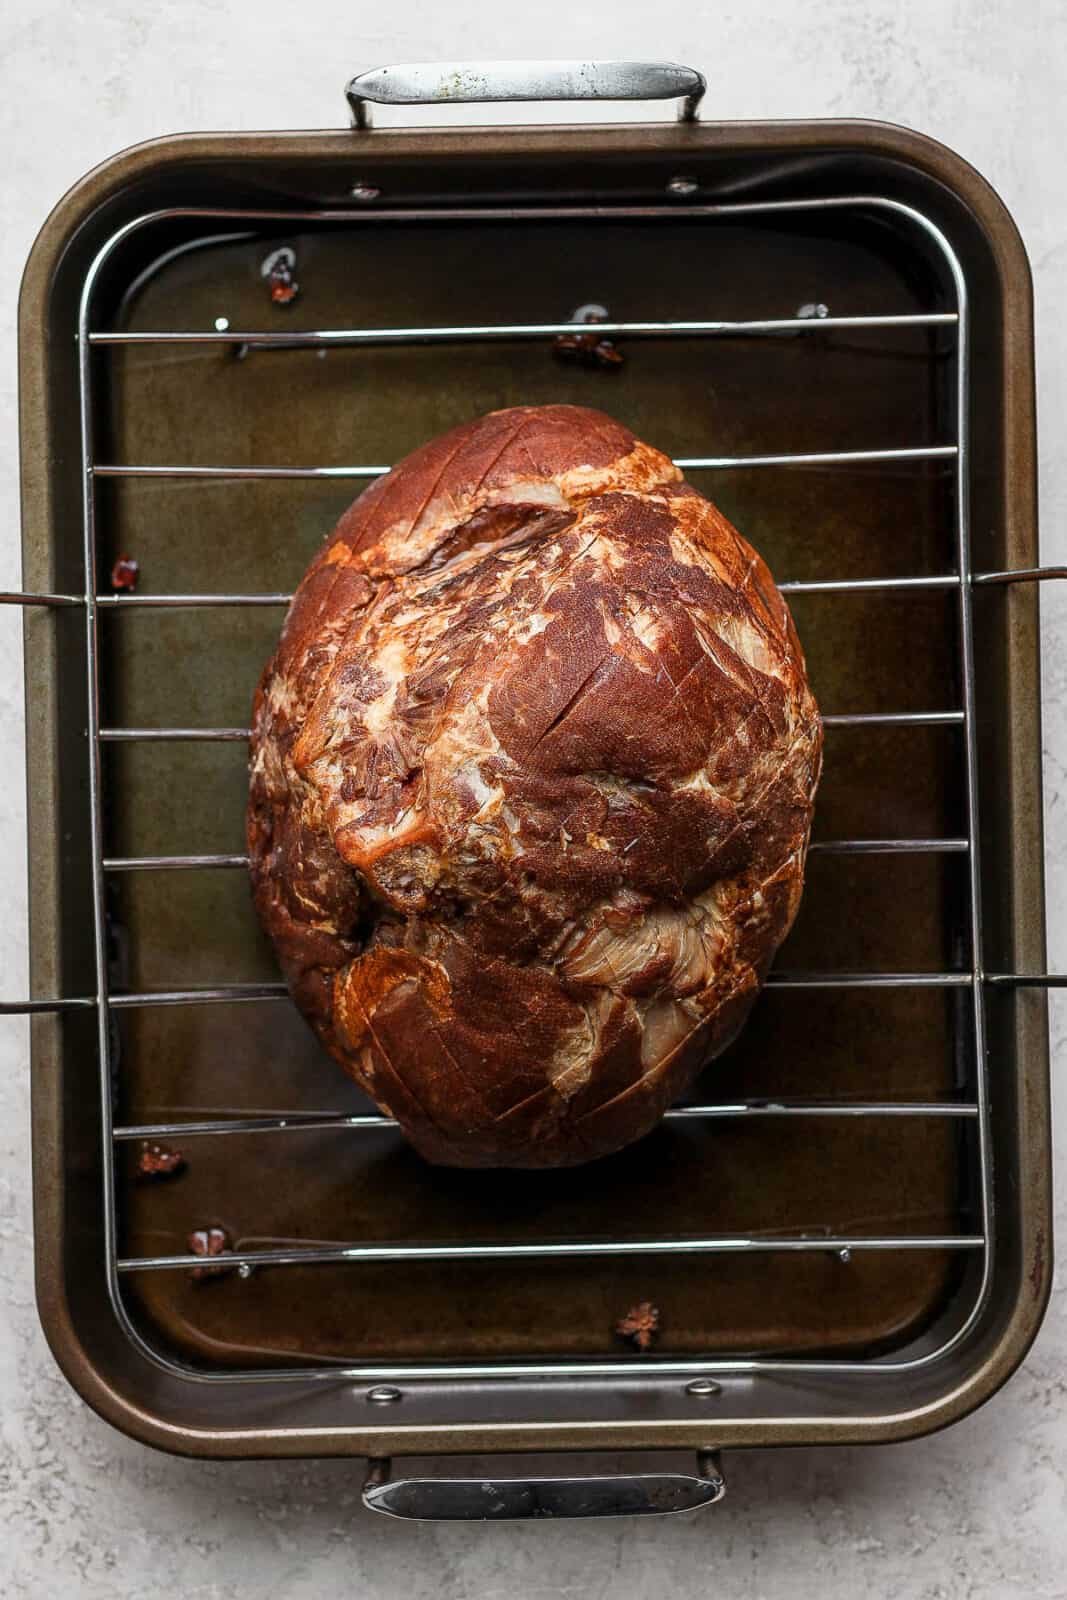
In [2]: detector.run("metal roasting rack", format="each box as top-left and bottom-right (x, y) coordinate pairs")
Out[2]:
(8, 185), (1065, 1392)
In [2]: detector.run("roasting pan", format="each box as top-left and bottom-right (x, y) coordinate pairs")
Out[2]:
(16, 61), (1062, 1517)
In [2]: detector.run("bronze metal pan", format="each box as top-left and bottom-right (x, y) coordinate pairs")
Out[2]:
(18, 94), (1050, 1472)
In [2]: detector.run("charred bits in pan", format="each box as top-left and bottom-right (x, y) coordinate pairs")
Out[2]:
(136, 1140), (185, 1179)
(187, 1226), (234, 1282)
(261, 246), (299, 307)
(616, 1301), (661, 1352)
(109, 554), (139, 592)
(553, 304), (624, 371)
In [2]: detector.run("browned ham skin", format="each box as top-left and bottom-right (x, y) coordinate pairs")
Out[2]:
(248, 405), (822, 1168)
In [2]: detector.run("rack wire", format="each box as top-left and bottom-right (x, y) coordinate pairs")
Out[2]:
(9, 193), (1064, 1387)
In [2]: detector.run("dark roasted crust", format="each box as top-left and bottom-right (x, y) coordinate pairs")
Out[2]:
(247, 404), (822, 1167)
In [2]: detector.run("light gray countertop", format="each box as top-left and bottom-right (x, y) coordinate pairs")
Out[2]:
(2, 3), (1064, 1594)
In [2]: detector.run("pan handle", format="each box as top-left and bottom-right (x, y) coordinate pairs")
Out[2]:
(345, 61), (706, 129)
(361, 1450), (725, 1520)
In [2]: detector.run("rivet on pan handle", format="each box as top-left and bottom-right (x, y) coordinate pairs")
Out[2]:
(361, 1451), (726, 1520)
(344, 61), (707, 129)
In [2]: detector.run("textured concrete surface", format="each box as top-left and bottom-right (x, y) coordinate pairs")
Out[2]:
(2, 2), (1065, 1594)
